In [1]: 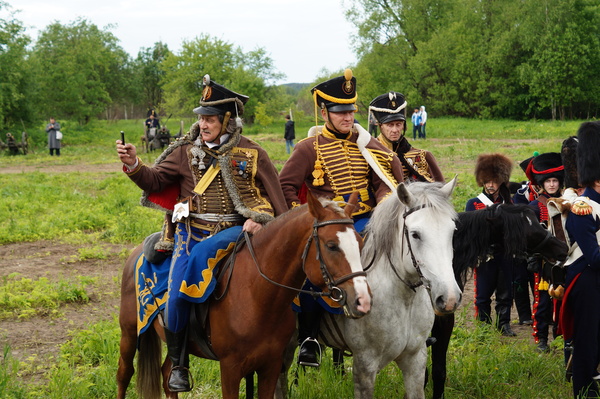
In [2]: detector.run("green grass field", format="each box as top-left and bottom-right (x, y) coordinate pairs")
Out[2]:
(0, 117), (582, 398)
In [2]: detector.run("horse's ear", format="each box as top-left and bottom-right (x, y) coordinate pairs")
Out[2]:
(396, 182), (415, 207)
(307, 189), (327, 220)
(440, 176), (458, 198)
(344, 191), (360, 218)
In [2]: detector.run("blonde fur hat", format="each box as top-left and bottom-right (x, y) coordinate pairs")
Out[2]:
(475, 153), (513, 187)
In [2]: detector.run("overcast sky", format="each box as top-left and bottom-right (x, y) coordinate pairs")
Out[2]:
(11, 0), (357, 85)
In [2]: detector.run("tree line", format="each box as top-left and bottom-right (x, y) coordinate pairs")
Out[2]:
(1, 0), (599, 131)
(0, 3), (293, 130)
(348, 0), (600, 120)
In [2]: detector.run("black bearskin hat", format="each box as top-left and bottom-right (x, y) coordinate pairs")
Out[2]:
(475, 153), (513, 187)
(576, 121), (600, 187)
(369, 92), (407, 124)
(311, 69), (357, 112)
(561, 136), (580, 189)
(531, 152), (564, 187)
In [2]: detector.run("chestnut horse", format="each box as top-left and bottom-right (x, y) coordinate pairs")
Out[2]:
(429, 203), (569, 399)
(116, 191), (372, 399)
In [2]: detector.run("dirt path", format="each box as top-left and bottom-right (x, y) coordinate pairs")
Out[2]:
(0, 162), (118, 174)
(0, 240), (135, 383)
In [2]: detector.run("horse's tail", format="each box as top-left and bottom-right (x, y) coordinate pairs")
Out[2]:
(136, 328), (163, 399)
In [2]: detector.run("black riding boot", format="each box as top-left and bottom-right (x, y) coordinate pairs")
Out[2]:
(496, 305), (516, 336)
(496, 267), (516, 337)
(164, 327), (191, 392)
(297, 308), (323, 367)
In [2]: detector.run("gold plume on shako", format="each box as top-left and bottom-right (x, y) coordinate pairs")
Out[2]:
(343, 68), (354, 94)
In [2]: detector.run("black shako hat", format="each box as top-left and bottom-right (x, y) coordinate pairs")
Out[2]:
(193, 74), (249, 116)
(519, 155), (535, 182)
(311, 69), (357, 112)
(369, 92), (407, 124)
(531, 152), (564, 186)
(576, 121), (600, 187)
(146, 109), (157, 118)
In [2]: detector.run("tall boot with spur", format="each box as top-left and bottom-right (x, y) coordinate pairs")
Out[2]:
(164, 327), (191, 392)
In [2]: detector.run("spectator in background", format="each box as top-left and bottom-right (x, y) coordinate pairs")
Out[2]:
(419, 105), (428, 139)
(46, 117), (61, 156)
(411, 107), (421, 140)
(145, 110), (161, 130)
(368, 111), (378, 137)
(284, 114), (295, 154)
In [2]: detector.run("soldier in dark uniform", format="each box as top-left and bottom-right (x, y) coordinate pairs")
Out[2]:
(561, 121), (600, 398)
(527, 152), (564, 352)
(369, 92), (444, 183)
(466, 153), (518, 336)
(145, 109), (161, 130)
(279, 69), (404, 367)
(116, 75), (287, 392)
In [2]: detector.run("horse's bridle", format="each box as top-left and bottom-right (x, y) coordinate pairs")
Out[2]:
(399, 204), (430, 291)
(244, 217), (366, 306)
(525, 226), (564, 266)
(363, 204), (429, 292)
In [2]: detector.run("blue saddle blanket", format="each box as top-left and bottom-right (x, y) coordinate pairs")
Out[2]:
(135, 253), (170, 337)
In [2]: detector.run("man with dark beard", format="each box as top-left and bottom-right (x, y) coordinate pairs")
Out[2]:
(369, 92), (444, 183)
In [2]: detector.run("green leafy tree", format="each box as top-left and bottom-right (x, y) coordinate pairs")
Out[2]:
(134, 42), (171, 111)
(0, 2), (32, 130)
(518, 0), (600, 120)
(29, 19), (130, 124)
(348, 0), (600, 119)
(161, 34), (282, 121)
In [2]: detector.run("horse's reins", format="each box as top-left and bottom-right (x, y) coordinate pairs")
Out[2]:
(244, 218), (365, 306)
(526, 225), (563, 266)
(363, 204), (429, 292)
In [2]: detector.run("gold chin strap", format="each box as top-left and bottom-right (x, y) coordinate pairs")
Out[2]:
(220, 111), (231, 136)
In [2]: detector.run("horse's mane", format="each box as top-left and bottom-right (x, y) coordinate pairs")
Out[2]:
(453, 203), (529, 286)
(363, 182), (457, 263)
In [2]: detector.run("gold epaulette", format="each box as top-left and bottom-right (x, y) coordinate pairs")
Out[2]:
(571, 198), (593, 216)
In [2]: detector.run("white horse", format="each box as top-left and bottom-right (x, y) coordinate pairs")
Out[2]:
(278, 179), (462, 399)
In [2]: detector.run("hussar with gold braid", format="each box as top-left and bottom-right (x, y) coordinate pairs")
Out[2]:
(278, 69), (405, 369)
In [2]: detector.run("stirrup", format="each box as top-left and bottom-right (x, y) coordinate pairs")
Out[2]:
(167, 365), (194, 392)
(298, 337), (322, 367)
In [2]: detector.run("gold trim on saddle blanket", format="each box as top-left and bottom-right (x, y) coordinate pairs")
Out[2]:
(179, 241), (236, 299)
(135, 255), (168, 336)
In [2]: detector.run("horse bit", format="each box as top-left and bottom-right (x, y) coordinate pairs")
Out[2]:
(244, 218), (367, 307)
